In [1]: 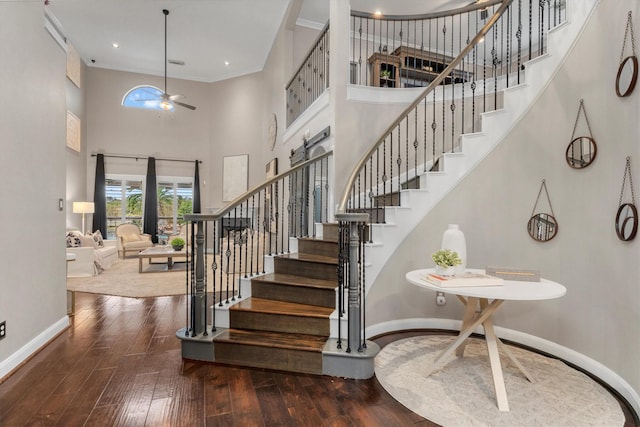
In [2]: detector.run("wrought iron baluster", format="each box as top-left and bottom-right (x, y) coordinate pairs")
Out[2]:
(250, 194), (255, 275)
(517, 0), (522, 84)
(211, 221), (217, 330)
(529, 0), (533, 61)
(506, 5), (511, 88)
(423, 97), (427, 172)
(414, 108), (418, 180)
(405, 118), (409, 186)
(268, 183), (273, 255)
(461, 12), (466, 135)
(323, 158), (328, 227)
(396, 124), (401, 195)
(539, 0), (546, 56)
(493, 22), (498, 110)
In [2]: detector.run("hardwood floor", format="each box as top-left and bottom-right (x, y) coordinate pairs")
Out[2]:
(0, 292), (433, 427)
(0, 292), (636, 426)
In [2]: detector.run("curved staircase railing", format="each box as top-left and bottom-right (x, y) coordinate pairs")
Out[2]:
(286, 22), (330, 126)
(180, 151), (333, 337)
(336, 0), (567, 354)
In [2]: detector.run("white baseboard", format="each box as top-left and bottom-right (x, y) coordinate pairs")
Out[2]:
(367, 318), (640, 418)
(0, 316), (70, 381)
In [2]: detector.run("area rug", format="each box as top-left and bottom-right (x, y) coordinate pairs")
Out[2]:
(374, 335), (624, 426)
(67, 257), (231, 298)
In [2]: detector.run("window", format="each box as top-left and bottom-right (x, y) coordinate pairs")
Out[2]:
(158, 180), (193, 235)
(106, 175), (193, 239)
(105, 177), (143, 239)
(122, 85), (174, 111)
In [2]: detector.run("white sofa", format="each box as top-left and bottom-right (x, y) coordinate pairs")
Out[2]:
(66, 230), (118, 277)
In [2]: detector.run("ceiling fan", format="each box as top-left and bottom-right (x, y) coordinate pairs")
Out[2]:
(140, 9), (196, 111)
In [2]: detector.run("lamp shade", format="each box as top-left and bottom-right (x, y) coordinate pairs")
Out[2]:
(73, 202), (95, 214)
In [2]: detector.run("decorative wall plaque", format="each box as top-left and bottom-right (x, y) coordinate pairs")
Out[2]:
(66, 42), (82, 88)
(66, 111), (81, 152)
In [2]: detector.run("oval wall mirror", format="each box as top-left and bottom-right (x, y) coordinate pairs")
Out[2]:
(615, 203), (638, 241)
(616, 55), (638, 97)
(527, 213), (558, 242)
(565, 136), (597, 169)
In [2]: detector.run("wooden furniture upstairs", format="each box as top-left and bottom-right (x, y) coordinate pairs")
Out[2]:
(368, 46), (472, 88)
(115, 223), (154, 258)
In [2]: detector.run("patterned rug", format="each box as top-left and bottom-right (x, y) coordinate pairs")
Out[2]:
(67, 256), (232, 298)
(375, 335), (624, 426)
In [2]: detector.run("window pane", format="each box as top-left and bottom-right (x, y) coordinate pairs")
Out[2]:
(125, 181), (143, 219)
(122, 85), (174, 111)
(105, 179), (122, 239)
(177, 183), (193, 225)
(158, 182), (175, 234)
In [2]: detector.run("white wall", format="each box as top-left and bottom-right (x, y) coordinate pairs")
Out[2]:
(84, 67), (271, 211)
(365, 0), (640, 397)
(0, 2), (68, 370)
(66, 58), (87, 230)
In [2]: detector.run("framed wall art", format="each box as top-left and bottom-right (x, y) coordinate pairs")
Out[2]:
(66, 42), (81, 88)
(66, 111), (81, 152)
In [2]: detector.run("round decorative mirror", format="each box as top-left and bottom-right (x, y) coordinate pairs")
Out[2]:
(616, 55), (638, 97)
(566, 136), (597, 169)
(615, 203), (638, 241)
(616, 157), (638, 241)
(527, 213), (558, 242)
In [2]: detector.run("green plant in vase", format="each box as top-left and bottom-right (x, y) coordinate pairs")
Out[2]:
(171, 237), (185, 251)
(432, 249), (461, 276)
(380, 69), (392, 80)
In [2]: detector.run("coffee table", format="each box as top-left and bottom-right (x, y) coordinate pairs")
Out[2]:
(406, 268), (566, 412)
(138, 246), (188, 273)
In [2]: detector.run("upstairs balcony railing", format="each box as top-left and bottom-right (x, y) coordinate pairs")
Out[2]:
(337, 0), (568, 355)
(286, 22), (330, 126)
(181, 152), (332, 337)
(351, 0), (565, 90)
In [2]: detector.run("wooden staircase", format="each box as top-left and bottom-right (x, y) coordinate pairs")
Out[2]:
(211, 233), (339, 374)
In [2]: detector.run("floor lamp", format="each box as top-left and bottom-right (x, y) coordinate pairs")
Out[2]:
(73, 202), (95, 234)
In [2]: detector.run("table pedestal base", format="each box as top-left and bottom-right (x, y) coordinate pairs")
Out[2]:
(430, 296), (534, 412)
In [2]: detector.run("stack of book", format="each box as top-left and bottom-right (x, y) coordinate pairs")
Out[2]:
(424, 272), (504, 287)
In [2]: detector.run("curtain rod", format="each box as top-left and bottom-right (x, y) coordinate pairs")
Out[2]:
(92, 153), (202, 164)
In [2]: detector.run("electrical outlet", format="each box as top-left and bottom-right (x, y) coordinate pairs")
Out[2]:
(0, 321), (6, 339)
(436, 292), (446, 306)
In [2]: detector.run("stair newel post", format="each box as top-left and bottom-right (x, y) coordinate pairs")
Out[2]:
(336, 212), (369, 354)
(193, 219), (207, 336)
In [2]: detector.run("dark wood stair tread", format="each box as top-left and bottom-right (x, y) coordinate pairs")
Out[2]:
(298, 236), (339, 244)
(231, 297), (334, 318)
(276, 252), (337, 264)
(214, 329), (327, 352)
(253, 273), (337, 290)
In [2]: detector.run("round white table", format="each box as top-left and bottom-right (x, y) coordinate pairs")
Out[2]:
(406, 268), (566, 412)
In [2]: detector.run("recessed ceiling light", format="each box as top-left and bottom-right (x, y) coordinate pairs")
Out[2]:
(112, 42), (119, 48)
(224, 61), (230, 66)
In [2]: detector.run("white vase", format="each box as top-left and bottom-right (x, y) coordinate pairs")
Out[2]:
(441, 224), (466, 275)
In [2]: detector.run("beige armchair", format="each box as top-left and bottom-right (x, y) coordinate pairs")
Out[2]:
(115, 223), (154, 258)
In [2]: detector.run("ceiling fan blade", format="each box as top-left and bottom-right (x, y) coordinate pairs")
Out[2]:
(168, 94), (184, 101)
(173, 100), (196, 111)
